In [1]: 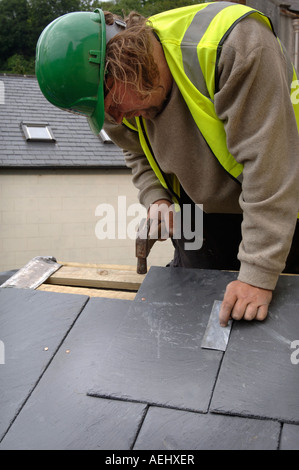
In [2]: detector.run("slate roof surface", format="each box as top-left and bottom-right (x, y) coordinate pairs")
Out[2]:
(0, 265), (299, 451)
(0, 74), (126, 168)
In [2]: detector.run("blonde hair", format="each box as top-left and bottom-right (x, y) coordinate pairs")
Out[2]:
(104, 11), (161, 103)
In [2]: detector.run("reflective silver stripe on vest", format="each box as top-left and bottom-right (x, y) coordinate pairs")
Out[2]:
(280, 40), (295, 90)
(181, 2), (232, 99)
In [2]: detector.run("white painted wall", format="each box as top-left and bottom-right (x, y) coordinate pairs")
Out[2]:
(0, 168), (174, 272)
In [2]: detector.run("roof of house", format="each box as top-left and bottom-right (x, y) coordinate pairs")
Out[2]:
(0, 74), (126, 168)
(0, 265), (299, 450)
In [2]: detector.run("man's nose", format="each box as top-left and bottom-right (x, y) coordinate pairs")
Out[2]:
(106, 108), (124, 124)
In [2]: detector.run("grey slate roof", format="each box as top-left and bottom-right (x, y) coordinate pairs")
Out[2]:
(1, 266), (299, 450)
(0, 74), (126, 168)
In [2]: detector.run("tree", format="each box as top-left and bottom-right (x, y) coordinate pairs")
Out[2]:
(142, 0), (203, 16)
(0, 0), (84, 72)
(0, 0), (205, 74)
(0, 0), (30, 68)
(6, 54), (35, 75)
(27, 0), (82, 51)
(91, 0), (203, 16)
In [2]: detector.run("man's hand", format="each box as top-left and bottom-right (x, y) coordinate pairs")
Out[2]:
(219, 280), (273, 327)
(147, 199), (174, 240)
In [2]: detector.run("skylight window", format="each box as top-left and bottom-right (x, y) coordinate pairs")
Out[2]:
(21, 123), (56, 142)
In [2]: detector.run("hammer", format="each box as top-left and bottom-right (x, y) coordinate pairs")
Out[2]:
(136, 218), (160, 274)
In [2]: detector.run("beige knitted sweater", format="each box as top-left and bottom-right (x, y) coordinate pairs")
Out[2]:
(104, 16), (299, 291)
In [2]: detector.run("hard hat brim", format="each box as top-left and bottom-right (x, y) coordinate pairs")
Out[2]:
(88, 8), (106, 135)
(88, 97), (105, 135)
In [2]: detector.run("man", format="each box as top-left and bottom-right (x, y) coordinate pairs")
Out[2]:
(36, 2), (299, 327)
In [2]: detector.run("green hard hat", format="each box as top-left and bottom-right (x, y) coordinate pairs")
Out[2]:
(36, 9), (123, 135)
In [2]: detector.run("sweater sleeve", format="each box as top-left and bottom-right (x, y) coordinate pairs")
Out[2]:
(103, 120), (172, 209)
(214, 17), (299, 290)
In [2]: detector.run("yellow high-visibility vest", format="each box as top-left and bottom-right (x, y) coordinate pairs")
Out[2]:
(123, 2), (299, 207)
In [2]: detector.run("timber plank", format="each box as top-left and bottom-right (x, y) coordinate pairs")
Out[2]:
(57, 262), (138, 271)
(46, 265), (145, 291)
(38, 283), (136, 300)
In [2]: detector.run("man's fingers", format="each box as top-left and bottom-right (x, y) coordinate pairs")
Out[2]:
(219, 280), (272, 327)
(243, 303), (269, 321)
(231, 300), (249, 321)
(220, 300), (269, 327)
(219, 299), (236, 327)
(149, 220), (169, 240)
(147, 200), (174, 239)
(164, 208), (174, 237)
(148, 218), (160, 239)
(243, 303), (258, 321)
(255, 304), (269, 322)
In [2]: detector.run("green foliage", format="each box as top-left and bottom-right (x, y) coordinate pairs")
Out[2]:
(4, 54), (35, 75)
(0, 0), (206, 74)
(27, 0), (82, 54)
(93, 0), (205, 16)
(0, 0), (30, 66)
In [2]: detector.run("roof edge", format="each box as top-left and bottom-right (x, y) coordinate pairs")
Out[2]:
(0, 73), (36, 79)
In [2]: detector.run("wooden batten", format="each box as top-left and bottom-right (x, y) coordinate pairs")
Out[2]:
(37, 262), (146, 299)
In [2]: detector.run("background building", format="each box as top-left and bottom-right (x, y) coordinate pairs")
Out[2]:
(0, 74), (174, 271)
(246, 0), (299, 69)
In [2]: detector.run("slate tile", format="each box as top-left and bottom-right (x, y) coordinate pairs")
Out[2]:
(0, 288), (88, 440)
(0, 270), (19, 285)
(88, 302), (222, 412)
(280, 423), (299, 450)
(0, 395), (147, 450)
(88, 267), (232, 412)
(135, 266), (238, 307)
(210, 275), (299, 423)
(134, 406), (281, 450)
(0, 298), (147, 450)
